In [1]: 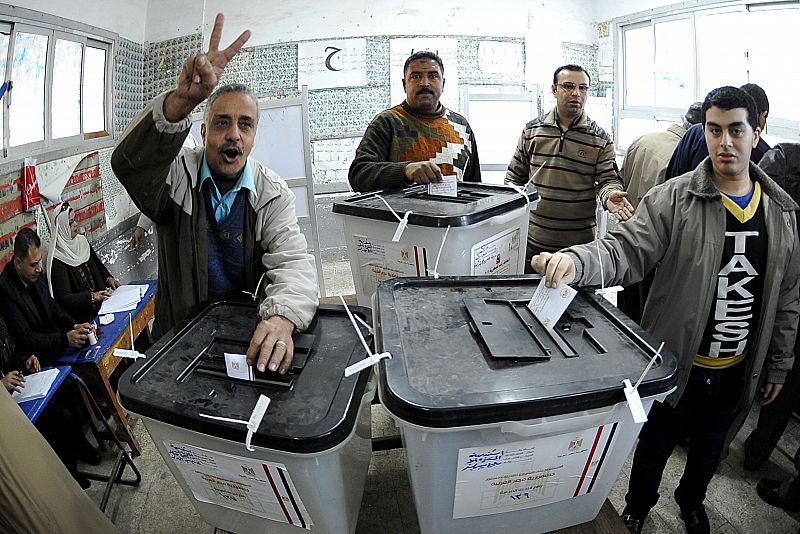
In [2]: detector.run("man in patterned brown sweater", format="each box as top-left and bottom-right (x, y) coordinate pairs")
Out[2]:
(348, 51), (481, 192)
(506, 64), (632, 270)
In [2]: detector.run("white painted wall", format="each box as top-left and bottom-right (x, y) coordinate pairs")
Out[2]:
(593, 0), (684, 22)
(145, 0), (599, 89)
(191, 0), (595, 46)
(143, 0), (203, 43)
(6, 0), (148, 42)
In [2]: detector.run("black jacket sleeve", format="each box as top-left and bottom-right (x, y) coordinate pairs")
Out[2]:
(50, 259), (94, 323)
(464, 127), (481, 183)
(348, 115), (409, 192)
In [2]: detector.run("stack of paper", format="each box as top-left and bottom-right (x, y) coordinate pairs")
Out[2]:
(12, 368), (60, 403)
(99, 284), (149, 314)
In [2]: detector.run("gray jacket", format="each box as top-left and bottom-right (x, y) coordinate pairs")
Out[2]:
(565, 158), (800, 407)
(112, 91), (318, 339)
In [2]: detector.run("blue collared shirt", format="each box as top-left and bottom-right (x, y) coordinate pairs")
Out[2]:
(199, 156), (256, 224)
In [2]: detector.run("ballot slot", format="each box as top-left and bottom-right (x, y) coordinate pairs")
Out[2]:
(403, 187), (491, 204)
(178, 333), (317, 389)
(465, 297), (607, 361)
(563, 309), (607, 355)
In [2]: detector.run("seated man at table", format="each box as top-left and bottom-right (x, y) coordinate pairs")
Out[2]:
(0, 228), (93, 361)
(348, 50), (481, 192)
(112, 14), (317, 375)
(0, 310), (98, 489)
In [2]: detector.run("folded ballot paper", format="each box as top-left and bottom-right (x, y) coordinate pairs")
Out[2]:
(12, 368), (60, 403)
(99, 284), (149, 314)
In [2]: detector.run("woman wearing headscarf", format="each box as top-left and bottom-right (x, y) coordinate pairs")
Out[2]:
(47, 202), (121, 323)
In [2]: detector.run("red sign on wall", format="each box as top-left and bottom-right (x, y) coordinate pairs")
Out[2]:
(22, 158), (40, 211)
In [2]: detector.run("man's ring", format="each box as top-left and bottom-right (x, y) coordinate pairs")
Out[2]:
(276, 340), (287, 349)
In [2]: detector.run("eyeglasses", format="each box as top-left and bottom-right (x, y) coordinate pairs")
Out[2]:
(557, 83), (590, 94)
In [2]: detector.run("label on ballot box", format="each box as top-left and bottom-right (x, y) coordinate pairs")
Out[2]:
(452, 423), (619, 518)
(165, 440), (313, 529)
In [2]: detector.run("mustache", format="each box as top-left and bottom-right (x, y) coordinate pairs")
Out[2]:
(416, 88), (435, 95)
(219, 143), (244, 155)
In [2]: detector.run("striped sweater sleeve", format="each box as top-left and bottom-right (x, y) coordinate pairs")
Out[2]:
(595, 138), (624, 207)
(505, 128), (531, 186)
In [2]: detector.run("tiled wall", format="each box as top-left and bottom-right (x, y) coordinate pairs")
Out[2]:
(145, 33), (203, 101)
(103, 37), (147, 225)
(114, 38), (146, 138)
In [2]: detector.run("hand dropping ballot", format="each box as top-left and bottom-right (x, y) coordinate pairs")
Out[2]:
(527, 280), (577, 330)
(427, 174), (457, 197)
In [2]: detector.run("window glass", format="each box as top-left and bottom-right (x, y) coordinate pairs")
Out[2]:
(696, 11), (747, 97)
(10, 31), (48, 146)
(624, 26), (654, 107)
(747, 8), (800, 122)
(654, 18), (694, 109)
(52, 38), (83, 139)
(82, 45), (106, 134)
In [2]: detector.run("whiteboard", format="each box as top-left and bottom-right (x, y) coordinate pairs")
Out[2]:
(467, 99), (535, 165)
(463, 88), (538, 185)
(253, 105), (307, 179)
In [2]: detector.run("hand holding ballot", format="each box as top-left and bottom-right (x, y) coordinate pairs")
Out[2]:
(531, 252), (576, 288)
(405, 161), (443, 185)
(246, 315), (296, 375)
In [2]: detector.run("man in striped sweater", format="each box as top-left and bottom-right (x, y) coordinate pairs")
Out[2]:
(506, 65), (632, 270)
(348, 51), (481, 192)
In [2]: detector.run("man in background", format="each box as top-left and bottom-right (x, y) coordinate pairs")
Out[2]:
(506, 64), (632, 271)
(617, 102), (702, 323)
(623, 102), (702, 209)
(348, 51), (481, 191)
(666, 83), (771, 179)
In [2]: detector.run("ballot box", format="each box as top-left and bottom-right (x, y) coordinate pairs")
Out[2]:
(374, 276), (678, 534)
(332, 183), (537, 306)
(119, 302), (374, 534)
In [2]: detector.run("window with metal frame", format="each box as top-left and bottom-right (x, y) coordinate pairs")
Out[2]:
(0, 11), (114, 165)
(615, 2), (800, 152)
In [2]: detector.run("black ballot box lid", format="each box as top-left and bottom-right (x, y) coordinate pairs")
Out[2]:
(375, 276), (678, 428)
(332, 183), (538, 228)
(118, 302), (372, 453)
